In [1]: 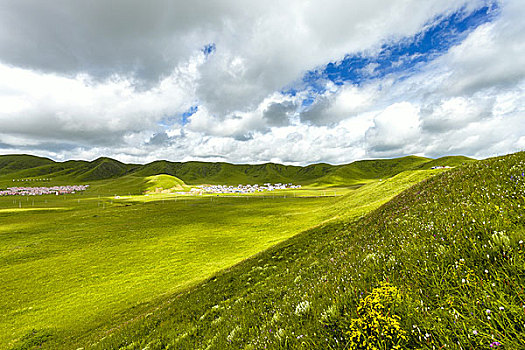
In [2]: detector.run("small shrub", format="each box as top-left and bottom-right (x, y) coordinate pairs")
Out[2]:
(12, 329), (53, 350)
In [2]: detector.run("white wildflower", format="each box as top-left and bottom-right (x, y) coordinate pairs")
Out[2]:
(295, 301), (311, 316)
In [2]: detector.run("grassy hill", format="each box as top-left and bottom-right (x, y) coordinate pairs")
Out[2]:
(68, 152), (525, 349)
(0, 155), (54, 175)
(0, 154), (475, 189)
(0, 157), (138, 188)
(1, 152), (487, 349)
(416, 155), (474, 169)
(144, 174), (188, 193)
(311, 155), (431, 186)
(76, 157), (136, 181)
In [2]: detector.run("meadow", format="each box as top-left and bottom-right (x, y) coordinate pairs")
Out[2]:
(70, 152), (524, 349)
(1, 164), (442, 349)
(0, 189), (335, 349)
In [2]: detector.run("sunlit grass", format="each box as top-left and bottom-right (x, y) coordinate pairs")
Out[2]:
(0, 187), (344, 349)
(0, 208), (69, 213)
(76, 153), (525, 350)
(2, 163), (489, 349)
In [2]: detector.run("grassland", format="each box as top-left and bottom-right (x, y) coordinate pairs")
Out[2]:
(1, 153), (486, 349)
(0, 160), (446, 349)
(143, 174), (188, 193)
(1, 191), (335, 349)
(61, 152), (524, 350)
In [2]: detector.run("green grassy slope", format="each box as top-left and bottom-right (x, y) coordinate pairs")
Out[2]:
(0, 194), (337, 350)
(2, 169), (443, 350)
(144, 174), (188, 192)
(0, 155), (54, 175)
(312, 155), (432, 186)
(135, 161), (328, 185)
(79, 152), (524, 350)
(31, 169), (436, 350)
(0, 157), (140, 186)
(76, 158), (137, 181)
(416, 155), (474, 169)
(0, 154), (475, 188)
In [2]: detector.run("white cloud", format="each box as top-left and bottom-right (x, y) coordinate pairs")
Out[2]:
(0, 51), (203, 146)
(435, 1), (525, 96)
(0, 0), (523, 165)
(301, 83), (381, 124)
(421, 96), (492, 133)
(365, 102), (421, 156)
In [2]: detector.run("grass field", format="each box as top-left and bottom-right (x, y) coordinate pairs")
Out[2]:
(0, 191), (333, 349)
(0, 165), (444, 349)
(78, 153), (523, 350)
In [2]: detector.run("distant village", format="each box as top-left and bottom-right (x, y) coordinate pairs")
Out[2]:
(0, 185), (89, 196)
(183, 183), (301, 195)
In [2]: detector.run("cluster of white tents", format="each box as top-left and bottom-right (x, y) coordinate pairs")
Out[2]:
(194, 183), (301, 195)
(0, 185), (89, 196)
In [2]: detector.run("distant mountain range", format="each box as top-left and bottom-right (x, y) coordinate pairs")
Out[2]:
(0, 154), (475, 187)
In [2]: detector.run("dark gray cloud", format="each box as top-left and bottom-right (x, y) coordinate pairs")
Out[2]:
(0, 0), (235, 81)
(299, 96), (334, 124)
(146, 132), (173, 146)
(262, 101), (295, 127)
(0, 139), (78, 153)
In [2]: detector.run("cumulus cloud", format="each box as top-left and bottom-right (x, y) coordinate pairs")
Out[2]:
(0, 0), (232, 81)
(0, 50), (202, 147)
(262, 102), (296, 127)
(365, 102), (421, 156)
(0, 0), (523, 165)
(441, 13), (525, 94)
(185, 92), (301, 140)
(0, 0), (476, 112)
(420, 96), (493, 133)
(300, 83), (381, 125)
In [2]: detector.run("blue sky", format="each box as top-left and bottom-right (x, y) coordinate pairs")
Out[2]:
(184, 3), (498, 126)
(291, 2), (499, 106)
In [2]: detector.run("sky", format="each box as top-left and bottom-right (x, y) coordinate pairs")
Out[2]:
(0, 0), (524, 165)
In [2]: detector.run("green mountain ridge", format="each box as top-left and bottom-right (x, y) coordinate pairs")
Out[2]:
(0, 155), (55, 175)
(0, 154), (474, 187)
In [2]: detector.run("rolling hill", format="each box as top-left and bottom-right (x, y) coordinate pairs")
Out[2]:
(0, 155), (54, 175)
(0, 154), (474, 189)
(2, 159), (445, 350)
(5, 151), (523, 349)
(143, 174), (188, 193)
